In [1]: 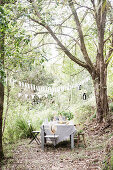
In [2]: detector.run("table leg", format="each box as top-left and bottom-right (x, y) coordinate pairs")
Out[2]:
(41, 129), (44, 150)
(71, 133), (74, 149)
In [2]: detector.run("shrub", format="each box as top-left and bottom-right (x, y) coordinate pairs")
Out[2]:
(4, 125), (16, 143)
(47, 112), (54, 121)
(15, 117), (34, 139)
(74, 105), (96, 124)
(58, 111), (74, 120)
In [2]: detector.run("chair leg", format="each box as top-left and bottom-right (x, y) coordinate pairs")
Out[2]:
(29, 132), (41, 145)
(35, 136), (41, 144)
(76, 133), (86, 148)
(77, 134), (80, 148)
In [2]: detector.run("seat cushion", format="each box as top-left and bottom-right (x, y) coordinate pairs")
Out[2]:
(45, 135), (59, 138)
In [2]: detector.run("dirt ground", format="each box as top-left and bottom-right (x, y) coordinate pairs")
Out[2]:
(1, 121), (113, 170)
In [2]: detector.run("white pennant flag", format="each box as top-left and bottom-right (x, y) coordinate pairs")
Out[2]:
(30, 84), (33, 90)
(25, 83), (27, 88)
(36, 86), (39, 91)
(48, 87), (51, 92)
(38, 94), (42, 98)
(51, 92), (54, 96)
(18, 93), (22, 97)
(28, 84), (30, 89)
(12, 79), (15, 88)
(33, 85), (36, 91)
(31, 94), (35, 99)
(38, 86), (40, 91)
(9, 78), (12, 84)
(19, 81), (21, 87)
(45, 94), (48, 98)
(25, 94), (28, 99)
(22, 82), (24, 87)
(40, 87), (43, 91)
(66, 86), (69, 91)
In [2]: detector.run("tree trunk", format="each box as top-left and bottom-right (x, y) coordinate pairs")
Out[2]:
(0, 1), (5, 159)
(92, 68), (109, 123)
(0, 82), (4, 159)
(2, 71), (10, 134)
(100, 64), (109, 122)
(0, 41), (4, 159)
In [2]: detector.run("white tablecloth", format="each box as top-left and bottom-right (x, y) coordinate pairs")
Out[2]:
(42, 123), (76, 144)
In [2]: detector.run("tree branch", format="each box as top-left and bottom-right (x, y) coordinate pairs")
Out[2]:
(104, 34), (112, 44)
(60, 14), (73, 26)
(22, 43), (57, 55)
(28, 0), (92, 70)
(34, 31), (81, 46)
(68, 0), (94, 71)
(46, 25), (91, 69)
(74, 2), (94, 11)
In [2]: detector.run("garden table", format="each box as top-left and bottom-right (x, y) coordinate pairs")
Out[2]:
(40, 122), (76, 150)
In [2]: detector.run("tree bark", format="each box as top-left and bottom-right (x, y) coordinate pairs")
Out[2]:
(0, 82), (4, 159)
(0, 0), (17, 160)
(0, 37), (5, 159)
(0, 0), (5, 159)
(2, 71), (10, 135)
(91, 66), (109, 123)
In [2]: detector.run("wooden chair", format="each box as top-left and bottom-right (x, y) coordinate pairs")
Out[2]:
(74, 132), (86, 148)
(29, 131), (41, 145)
(73, 124), (86, 148)
(74, 124), (86, 148)
(77, 132), (86, 147)
(42, 125), (59, 146)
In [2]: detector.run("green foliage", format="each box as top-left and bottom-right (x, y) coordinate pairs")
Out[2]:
(74, 104), (96, 124)
(4, 114), (37, 143)
(5, 125), (16, 143)
(58, 111), (74, 120)
(16, 64), (54, 86)
(3, 0), (17, 4)
(0, 6), (8, 33)
(3, 95), (44, 143)
(47, 112), (54, 121)
(1, 2), (113, 168)
(2, 2), (32, 72)
(15, 117), (33, 139)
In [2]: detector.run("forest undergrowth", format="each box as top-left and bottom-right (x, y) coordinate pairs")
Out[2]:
(1, 116), (113, 170)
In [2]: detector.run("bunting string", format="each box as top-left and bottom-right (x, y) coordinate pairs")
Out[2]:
(9, 76), (90, 100)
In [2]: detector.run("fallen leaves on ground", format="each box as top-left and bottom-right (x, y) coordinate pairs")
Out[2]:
(2, 120), (113, 170)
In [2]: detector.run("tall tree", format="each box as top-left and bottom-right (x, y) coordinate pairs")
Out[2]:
(25, 0), (113, 123)
(0, 0), (6, 159)
(0, 0), (17, 159)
